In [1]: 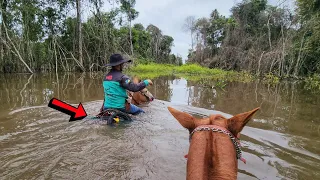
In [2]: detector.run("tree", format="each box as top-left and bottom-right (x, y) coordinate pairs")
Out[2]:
(76, 0), (83, 70)
(0, 0), (178, 72)
(185, 0), (312, 77)
(182, 16), (196, 50)
(176, 55), (183, 66)
(133, 23), (144, 31)
(146, 24), (162, 61)
(295, 0), (320, 75)
(132, 25), (151, 58)
(159, 35), (174, 63)
(0, 0), (8, 70)
(195, 17), (210, 46)
(120, 0), (139, 56)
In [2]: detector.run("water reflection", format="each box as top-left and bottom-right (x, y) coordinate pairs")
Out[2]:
(0, 73), (319, 179)
(0, 73), (103, 111)
(0, 73), (319, 145)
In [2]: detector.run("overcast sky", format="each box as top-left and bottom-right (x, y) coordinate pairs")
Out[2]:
(89, 0), (295, 61)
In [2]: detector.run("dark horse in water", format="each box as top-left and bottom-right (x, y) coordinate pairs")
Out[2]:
(96, 76), (154, 124)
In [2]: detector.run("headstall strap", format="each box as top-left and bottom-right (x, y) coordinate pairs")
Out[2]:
(189, 125), (245, 163)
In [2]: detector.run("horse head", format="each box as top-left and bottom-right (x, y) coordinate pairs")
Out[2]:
(129, 76), (154, 105)
(167, 107), (260, 180)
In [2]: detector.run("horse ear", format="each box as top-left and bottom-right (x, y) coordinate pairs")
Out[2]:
(168, 107), (195, 130)
(132, 76), (140, 84)
(227, 107), (260, 136)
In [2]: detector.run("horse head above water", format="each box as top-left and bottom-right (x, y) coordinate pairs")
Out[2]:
(167, 107), (260, 180)
(127, 76), (154, 106)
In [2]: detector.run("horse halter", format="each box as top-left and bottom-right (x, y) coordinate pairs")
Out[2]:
(139, 90), (150, 101)
(189, 125), (246, 164)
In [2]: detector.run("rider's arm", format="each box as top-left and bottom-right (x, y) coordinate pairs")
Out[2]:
(120, 75), (149, 92)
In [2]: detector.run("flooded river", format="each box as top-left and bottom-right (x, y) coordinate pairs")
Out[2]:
(0, 73), (319, 179)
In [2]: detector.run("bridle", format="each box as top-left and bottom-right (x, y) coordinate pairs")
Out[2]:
(140, 89), (152, 100)
(189, 125), (246, 164)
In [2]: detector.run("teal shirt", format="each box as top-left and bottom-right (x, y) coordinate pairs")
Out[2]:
(102, 69), (148, 109)
(103, 81), (128, 109)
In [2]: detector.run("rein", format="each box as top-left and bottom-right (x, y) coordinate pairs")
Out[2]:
(189, 125), (246, 164)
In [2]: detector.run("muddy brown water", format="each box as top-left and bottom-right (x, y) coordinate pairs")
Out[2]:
(0, 73), (319, 180)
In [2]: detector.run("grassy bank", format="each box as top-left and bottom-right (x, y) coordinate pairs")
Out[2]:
(126, 63), (269, 83)
(125, 63), (320, 91)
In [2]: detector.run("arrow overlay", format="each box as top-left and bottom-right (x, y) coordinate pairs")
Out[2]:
(48, 98), (87, 122)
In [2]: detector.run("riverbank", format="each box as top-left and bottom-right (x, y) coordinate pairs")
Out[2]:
(127, 63), (276, 82)
(126, 63), (320, 90)
(1, 63), (319, 91)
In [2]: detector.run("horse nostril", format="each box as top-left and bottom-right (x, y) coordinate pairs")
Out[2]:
(150, 97), (154, 101)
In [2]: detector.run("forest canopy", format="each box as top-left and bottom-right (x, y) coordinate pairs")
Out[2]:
(184, 0), (320, 78)
(0, 0), (182, 73)
(0, 0), (319, 79)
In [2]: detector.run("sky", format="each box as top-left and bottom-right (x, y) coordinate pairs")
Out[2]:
(82, 0), (295, 61)
(132, 0), (237, 61)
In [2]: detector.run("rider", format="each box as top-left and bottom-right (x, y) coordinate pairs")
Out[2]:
(101, 53), (153, 115)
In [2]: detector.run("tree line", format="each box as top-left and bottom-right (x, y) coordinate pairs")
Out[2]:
(184, 0), (320, 78)
(0, 0), (182, 73)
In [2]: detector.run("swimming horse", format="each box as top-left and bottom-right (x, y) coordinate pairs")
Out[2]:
(127, 76), (154, 105)
(167, 106), (260, 180)
(96, 76), (154, 124)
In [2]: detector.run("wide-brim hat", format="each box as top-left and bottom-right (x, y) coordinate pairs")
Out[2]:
(105, 54), (132, 66)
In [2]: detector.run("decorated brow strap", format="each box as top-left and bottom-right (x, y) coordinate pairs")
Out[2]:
(185, 125), (246, 164)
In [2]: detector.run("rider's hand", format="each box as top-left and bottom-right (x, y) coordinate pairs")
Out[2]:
(146, 79), (153, 86)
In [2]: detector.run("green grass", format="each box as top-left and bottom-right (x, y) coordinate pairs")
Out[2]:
(128, 63), (174, 74)
(304, 74), (320, 92)
(126, 63), (255, 83)
(125, 63), (320, 92)
(262, 73), (280, 84)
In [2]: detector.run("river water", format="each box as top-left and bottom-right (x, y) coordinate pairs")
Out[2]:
(0, 72), (319, 180)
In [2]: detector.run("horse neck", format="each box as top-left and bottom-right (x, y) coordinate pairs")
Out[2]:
(187, 132), (238, 180)
(131, 93), (141, 105)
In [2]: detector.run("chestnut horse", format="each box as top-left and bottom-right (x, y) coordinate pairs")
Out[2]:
(127, 76), (154, 106)
(167, 107), (260, 180)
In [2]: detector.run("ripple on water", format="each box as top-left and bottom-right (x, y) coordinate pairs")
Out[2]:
(1, 100), (320, 180)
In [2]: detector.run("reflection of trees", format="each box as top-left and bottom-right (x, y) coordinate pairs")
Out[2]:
(147, 76), (174, 102)
(185, 79), (320, 139)
(19, 74), (34, 107)
(0, 73), (105, 111)
(1, 73), (319, 140)
(183, 79), (320, 158)
(0, 73), (175, 112)
(186, 80), (217, 109)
